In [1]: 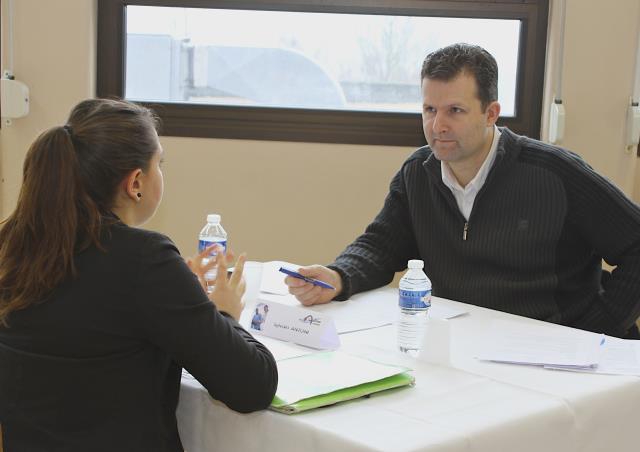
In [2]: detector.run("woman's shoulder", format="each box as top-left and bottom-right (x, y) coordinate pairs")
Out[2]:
(105, 223), (180, 258)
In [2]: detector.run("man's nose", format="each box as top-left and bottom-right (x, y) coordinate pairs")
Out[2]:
(432, 112), (448, 134)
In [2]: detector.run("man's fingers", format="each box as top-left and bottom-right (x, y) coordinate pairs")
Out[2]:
(297, 266), (320, 278)
(288, 282), (315, 297)
(285, 276), (308, 288)
(295, 285), (323, 306)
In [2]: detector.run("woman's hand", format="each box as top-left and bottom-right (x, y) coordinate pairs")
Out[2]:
(187, 245), (247, 320)
(210, 253), (247, 321)
(186, 244), (234, 292)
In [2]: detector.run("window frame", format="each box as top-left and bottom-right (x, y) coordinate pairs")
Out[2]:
(97, 0), (549, 146)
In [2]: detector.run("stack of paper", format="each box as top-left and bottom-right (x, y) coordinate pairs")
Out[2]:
(547, 335), (640, 376)
(271, 351), (414, 414)
(476, 319), (604, 370)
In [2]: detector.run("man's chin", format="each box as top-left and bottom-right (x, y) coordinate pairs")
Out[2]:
(430, 147), (458, 162)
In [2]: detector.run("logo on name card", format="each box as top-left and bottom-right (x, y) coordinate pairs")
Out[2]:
(299, 314), (321, 326)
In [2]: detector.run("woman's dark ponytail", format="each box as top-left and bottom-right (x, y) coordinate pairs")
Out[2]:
(0, 99), (159, 325)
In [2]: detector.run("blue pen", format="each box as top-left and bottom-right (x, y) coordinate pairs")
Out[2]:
(279, 267), (336, 290)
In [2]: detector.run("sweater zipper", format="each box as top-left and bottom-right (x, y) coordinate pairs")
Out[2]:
(460, 140), (505, 242)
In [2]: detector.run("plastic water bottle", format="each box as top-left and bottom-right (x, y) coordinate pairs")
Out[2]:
(198, 214), (227, 293)
(398, 259), (432, 354)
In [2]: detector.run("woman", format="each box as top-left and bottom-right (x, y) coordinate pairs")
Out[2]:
(0, 99), (277, 451)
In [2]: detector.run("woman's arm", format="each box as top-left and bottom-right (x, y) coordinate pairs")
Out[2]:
(134, 233), (277, 412)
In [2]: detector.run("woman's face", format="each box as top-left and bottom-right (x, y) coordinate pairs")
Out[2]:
(137, 144), (165, 225)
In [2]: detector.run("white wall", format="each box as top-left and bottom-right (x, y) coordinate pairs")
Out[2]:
(0, 0), (96, 222)
(541, 0), (640, 196)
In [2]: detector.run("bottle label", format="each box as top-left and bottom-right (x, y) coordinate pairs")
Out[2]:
(398, 289), (431, 309)
(198, 239), (227, 255)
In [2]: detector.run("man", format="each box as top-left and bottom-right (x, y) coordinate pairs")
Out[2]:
(286, 43), (640, 338)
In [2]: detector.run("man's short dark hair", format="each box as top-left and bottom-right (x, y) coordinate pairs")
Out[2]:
(421, 43), (498, 110)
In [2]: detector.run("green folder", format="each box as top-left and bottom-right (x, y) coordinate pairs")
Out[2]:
(269, 351), (415, 414)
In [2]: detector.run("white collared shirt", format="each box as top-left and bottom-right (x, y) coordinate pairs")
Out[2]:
(441, 126), (501, 221)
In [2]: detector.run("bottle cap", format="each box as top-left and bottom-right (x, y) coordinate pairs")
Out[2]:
(407, 259), (424, 269)
(207, 214), (221, 224)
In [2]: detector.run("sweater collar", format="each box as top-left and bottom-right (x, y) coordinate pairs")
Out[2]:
(441, 126), (501, 192)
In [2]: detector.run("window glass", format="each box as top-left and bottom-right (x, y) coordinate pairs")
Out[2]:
(126, 6), (520, 116)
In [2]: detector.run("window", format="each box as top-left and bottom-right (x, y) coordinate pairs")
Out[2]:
(98, 0), (549, 146)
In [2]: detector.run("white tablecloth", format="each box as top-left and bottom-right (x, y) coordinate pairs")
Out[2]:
(177, 287), (640, 452)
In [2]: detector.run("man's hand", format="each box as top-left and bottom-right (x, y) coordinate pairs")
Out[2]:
(284, 265), (342, 306)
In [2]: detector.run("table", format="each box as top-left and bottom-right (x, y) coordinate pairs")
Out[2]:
(177, 285), (640, 452)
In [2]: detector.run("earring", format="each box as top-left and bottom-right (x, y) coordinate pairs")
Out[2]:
(136, 193), (142, 199)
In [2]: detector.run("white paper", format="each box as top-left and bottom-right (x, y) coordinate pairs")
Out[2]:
(242, 261), (263, 304)
(259, 261), (295, 295)
(429, 301), (467, 320)
(310, 288), (396, 333)
(275, 351), (410, 404)
(256, 292), (300, 307)
(254, 335), (316, 361)
(545, 336), (640, 376)
(476, 319), (603, 368)
(598, 337), (640, 374)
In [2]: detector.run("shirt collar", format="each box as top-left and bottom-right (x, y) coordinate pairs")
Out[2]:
(441, 125), (501, 193)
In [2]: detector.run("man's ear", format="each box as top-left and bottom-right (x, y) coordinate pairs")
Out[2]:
(122, 168), (144, 202)
(486, 101), (501, 126)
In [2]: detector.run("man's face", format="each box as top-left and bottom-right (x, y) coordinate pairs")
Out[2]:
(421, 72), (499, 166)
